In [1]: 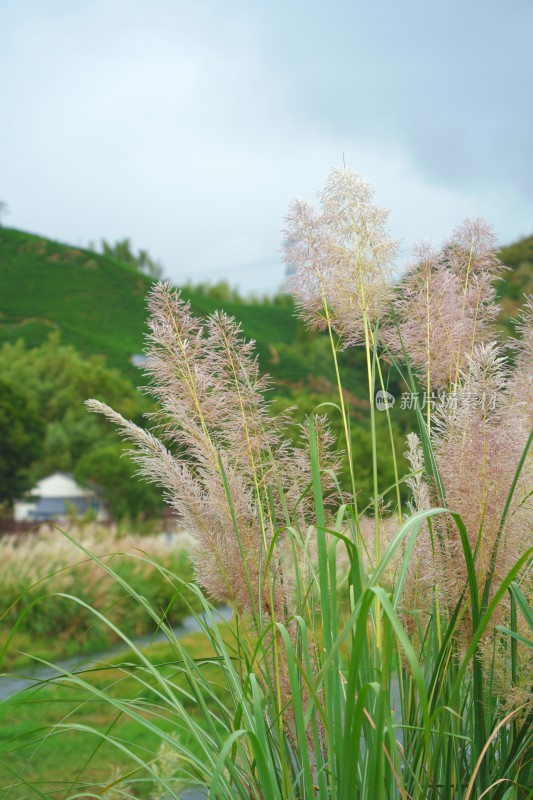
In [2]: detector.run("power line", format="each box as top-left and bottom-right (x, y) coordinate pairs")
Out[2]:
(173, 256), (282, 277)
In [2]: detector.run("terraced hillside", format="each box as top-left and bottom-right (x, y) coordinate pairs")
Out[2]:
(0, 227), (317, 392)
(0, 228), (153, 374)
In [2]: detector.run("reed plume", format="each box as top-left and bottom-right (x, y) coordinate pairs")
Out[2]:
(509, 295), (533, 427)
(433, 342), (530, 602)
(399, 433), (435, 640)
(87, 283), (338, 619)
(422, 342), (532, 703)
(284, 167), (397, 347)
(387, 218), (505, 390)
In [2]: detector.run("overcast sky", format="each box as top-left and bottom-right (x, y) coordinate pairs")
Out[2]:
(1, 0), (532, 293)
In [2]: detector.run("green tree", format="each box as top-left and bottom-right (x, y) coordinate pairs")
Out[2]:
(0, 335), (147, 419)
(101, 237), (163, 278)
(0, 380), (44, 505)
(0, 335), (167, 519)
(75, 444), (164, 520)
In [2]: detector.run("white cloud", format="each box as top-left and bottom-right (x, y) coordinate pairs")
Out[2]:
(1, 0), (531, 294)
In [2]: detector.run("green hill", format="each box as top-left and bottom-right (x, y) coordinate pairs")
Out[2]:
(0, 228), (153, 375)
(0, 228), (309, 388)
(1, 225), (530, 392)
(0, 228), (298, 362)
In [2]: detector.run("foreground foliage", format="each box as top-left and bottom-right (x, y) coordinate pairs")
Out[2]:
(1, 169), (531, 799)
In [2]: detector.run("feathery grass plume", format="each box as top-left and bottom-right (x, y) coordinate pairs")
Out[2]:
(445, 217), (503, 280)
(284, 167), (397, 347)
(319, 167), (398, 346)
(273, 413), (342, 548)
(283, 167), (399, 597)
(386, 218), (505, 392)
(86, 284), (345, 755)
(399, 433), (435, 640)
(283, 197), (335, 334)
(509, 294), (533, 426)
(430, 342), (532, 701)
(86, 282), (337, 619)
(446, 218), (505, 376)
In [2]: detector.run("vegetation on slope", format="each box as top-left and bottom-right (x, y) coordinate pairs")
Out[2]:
(496, 234), (533, 333)
(0, 228), (153, 379)
(0, 228), (306, 385)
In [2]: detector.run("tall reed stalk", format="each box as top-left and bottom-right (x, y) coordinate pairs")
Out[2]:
(1, 168), (531, 799)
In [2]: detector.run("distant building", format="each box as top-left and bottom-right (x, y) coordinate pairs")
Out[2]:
(13, 472), (108, 523)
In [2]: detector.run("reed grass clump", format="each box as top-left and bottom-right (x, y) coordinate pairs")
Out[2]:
(0, 527), (196, 665)
(2, 167), (531, 799)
